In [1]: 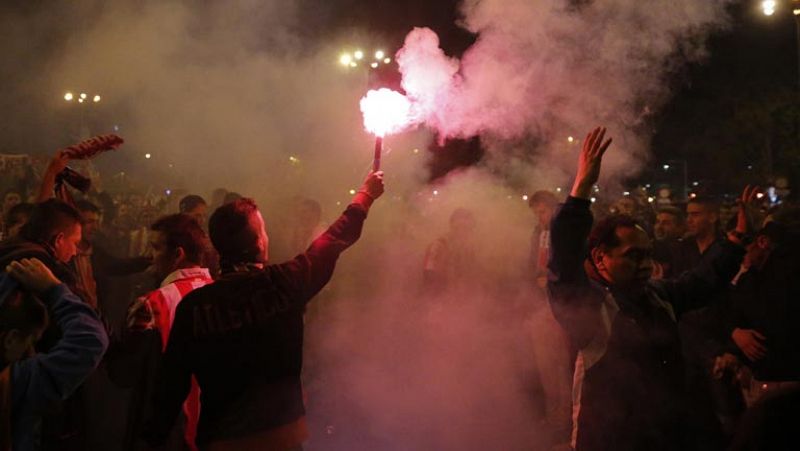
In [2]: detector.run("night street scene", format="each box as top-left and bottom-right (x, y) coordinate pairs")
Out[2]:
(1, 1), (799, 450)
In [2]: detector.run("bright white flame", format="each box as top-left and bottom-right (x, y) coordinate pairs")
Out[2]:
(375, 50), (385, 60)
(359, 88), (412, 137)
(354, 50), (364, 60)
(340, 53), (352, 66)
(79, 93), (87, 99)
(145, 153), (151, 159)
(64, 92), (73, 101)
(93, 95), (101, 103)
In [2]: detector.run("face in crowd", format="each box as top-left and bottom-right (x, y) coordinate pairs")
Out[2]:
(686, 202), (718, 239)
(592, 224), (654, 292)
(654, 212), (684, 241)
(53, 223), (82, 264)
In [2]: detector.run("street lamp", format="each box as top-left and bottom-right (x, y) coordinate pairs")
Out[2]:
(762, 0), (777, 15)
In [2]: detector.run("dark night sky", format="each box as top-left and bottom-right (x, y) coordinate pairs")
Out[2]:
(1, 0), (797, 191)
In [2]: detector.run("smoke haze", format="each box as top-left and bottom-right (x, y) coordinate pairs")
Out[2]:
(1, 0), (732, 449)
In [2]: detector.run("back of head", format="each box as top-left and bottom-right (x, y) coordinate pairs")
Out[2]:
(150, 214), (209, 266)
(528, 190), (558, 209)
(209, 198), (263, 265)
(687, 195), (720, 214)
(179, 195), (207, 214)
(0, 275), (48, 337)
(74, 199), (100, 215)
(223, 192), (243, 205)
(4, 202), (34, 229)
(20, 199), (82, 244)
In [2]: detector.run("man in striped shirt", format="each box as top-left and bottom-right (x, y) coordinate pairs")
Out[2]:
(107, 214), (213, 451)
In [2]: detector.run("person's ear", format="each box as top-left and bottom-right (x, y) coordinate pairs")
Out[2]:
(591, 247), (606, 270)
(51, 232), (65, 250)
(174, 246), (186, 265)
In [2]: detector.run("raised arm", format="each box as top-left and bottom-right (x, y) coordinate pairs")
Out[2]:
(279, 171), (385, 302)
(8, 258), (109, 412)
(547, 127), (612, 348)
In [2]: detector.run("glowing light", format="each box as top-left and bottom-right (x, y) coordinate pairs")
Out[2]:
(756, 192), (765, 199)
(567, 136), (574, 143)
(383, 57), (391, 64)
(349, 189), (356, 195)
(663, 164), (670, 170)
(522, 194), (529, 201)
(590, 197), (597, 203)
(689, 193), (697, 199)
(349, 61), (358, 68)
(412, 148), (420, 154)
(794, 8), (800, 16)
(288, 156), (299, 163)
(340, 53), (352, 66)
(371, 62), (379, 68)
(165, 189), (172, 196)
(93, 95), (101, 103)
(555, 187), (562, 192)
(78, 98), (85, 103)
(375, 50), (385, 60)
(145, 153), (151, 159)
(648, 197), (655, 203)
(692, 181), (699, 186)
(623, 191), (630, 196)
(354, 50), (364, 60)
(359, 88), (411, 137)
(433, 190), (439, 196)
(80, 93), (87, 100)
(762, 0), (776, 15)
(64, 92), (74, 101)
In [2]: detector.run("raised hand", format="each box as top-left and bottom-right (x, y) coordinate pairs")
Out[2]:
(359, 171), (385, 200)
(6, 258), (62, 293)
(570, 127), (613, 199)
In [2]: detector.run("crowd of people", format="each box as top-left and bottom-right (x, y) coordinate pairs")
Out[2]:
(1, 127), (798, 451)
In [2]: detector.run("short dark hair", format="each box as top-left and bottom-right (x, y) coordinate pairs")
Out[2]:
(20, 199), (82, 244)
(0, 288), (48, 335)
(179, 195), (207, 213)
(209, 198), (261, 264)
(528, 190), (558, 209)
(150, 214), (209, 265)
(657, 206), (684, 223)
(687, 196), (720, 212)
(75, 199), (100, 214)
(588, 214), (640, 251)
(223, 192), (243, 205)
(5, 202), (34, 229)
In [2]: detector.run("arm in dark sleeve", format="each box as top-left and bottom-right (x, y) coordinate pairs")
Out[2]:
(546, 196), (604, 349)
(143, 303), (194, 446)
(279, 203), (368, 302)
(93, 244), (151, 277)
(655, 239), (744, 318)
(105, 328), (162, 388)
(11, 284), (109, 413)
